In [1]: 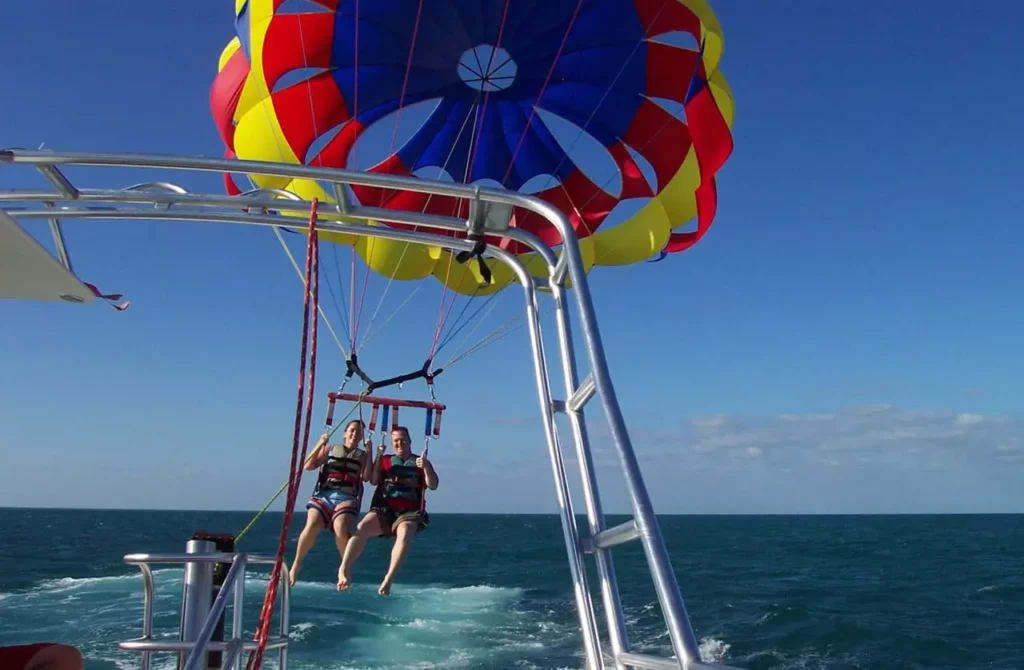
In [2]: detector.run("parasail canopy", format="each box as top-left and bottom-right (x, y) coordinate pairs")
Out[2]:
(211, 0), (735, 295)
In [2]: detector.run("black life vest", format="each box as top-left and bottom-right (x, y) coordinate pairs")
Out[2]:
(315, 445), (365, 497)
(372, 455), (424, 512)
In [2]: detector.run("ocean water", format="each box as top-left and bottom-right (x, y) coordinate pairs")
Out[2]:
(0, 510), (1021, 670)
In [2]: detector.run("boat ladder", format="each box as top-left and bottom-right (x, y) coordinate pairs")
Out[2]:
(536, 314), (742, 670)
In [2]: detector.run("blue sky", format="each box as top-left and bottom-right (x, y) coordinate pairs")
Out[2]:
(1, 1), (1022, 514)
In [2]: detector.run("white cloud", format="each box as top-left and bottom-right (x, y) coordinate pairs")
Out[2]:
(594, 404), (1024, 513)
(672, 404), (1024, 471)
(955, 413), (984, 427)
(5, 403), (1018, 514)
(557, 404), (1024, 477)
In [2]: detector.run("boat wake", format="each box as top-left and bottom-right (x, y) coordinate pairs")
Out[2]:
(4, 569), (723, 669)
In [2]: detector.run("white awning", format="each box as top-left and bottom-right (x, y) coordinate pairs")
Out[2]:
(0, 210), (94, 304)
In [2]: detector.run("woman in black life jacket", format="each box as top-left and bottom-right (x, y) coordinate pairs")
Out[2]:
(337, 425), (439, 595)
(289, 419), (374, 586)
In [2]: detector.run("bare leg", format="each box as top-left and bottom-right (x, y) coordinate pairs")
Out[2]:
(25, 644), (84, 670)
(332, 510), (355, 587)
(379, 520), (416, 596)
(337, 512), (382, 592)
(290, 508), (325, 586)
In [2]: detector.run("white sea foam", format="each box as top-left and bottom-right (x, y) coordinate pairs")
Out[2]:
(1, 571), (577, 670)
(699, 635), (732, 663)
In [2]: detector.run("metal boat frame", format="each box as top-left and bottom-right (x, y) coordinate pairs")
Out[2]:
(117, 543), (291, 670)
(0, 148), (740, 670)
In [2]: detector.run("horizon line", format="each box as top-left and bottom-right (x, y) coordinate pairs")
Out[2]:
(1, 506), (1021, 516)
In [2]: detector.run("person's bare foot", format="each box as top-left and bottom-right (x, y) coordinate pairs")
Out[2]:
(336, 564), (347, 591)
(378, 575), (393, 596)
(289, 564), (301, 587)
(337, 566), (352, 591)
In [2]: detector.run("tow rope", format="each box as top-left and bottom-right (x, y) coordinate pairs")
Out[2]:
(246, 199), (320, 670)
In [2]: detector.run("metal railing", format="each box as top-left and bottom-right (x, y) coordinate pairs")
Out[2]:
(1, 149), (744, 669)
(117, 544), (291, 670)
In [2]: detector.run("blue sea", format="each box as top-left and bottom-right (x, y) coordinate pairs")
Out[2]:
(0, 510), (1021, 669)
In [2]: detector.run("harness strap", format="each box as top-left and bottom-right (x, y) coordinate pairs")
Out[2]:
(454, 233), (492, 285)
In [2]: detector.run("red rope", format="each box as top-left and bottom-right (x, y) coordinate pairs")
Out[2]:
(428, 0), (511, 358)
(351, 0), (424, 349)
(463, 0), (512, 183)
(246, 199), (321, 670)
(351, 0), (360, 171)
(428, 254), (457, 357)
(430, 278), (473, 359)
(500, 0), (585, 187)
(387, 0), (425, 156)
(346, 0), (360, 351)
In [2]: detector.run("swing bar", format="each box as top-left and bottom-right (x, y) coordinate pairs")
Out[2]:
(326, 392), (445, 437)
(327, 392), (447, 412)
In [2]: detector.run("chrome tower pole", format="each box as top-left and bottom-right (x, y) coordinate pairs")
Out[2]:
(179, 540), (216, 670)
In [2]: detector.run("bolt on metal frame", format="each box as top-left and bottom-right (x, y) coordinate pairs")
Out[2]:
(0, 149), (742, 670)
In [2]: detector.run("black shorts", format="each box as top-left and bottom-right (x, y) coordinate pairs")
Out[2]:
(372, 506), (430, 538)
